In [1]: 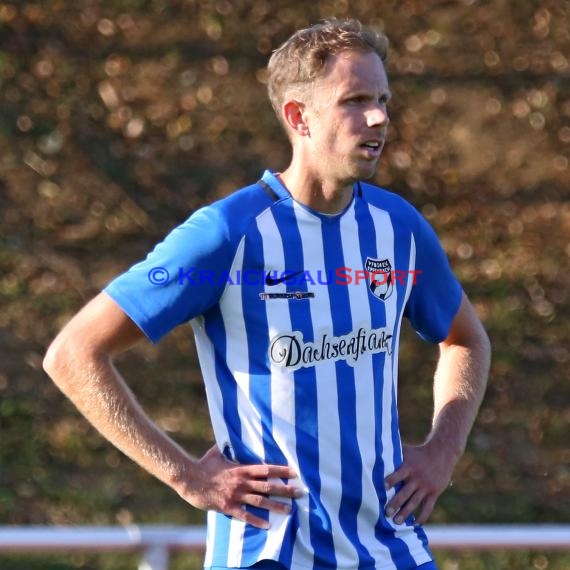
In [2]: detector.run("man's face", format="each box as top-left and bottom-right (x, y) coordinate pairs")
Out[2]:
(301, 50), (391, 184)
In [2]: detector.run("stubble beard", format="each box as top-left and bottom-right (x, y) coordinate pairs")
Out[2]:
(352, 153), (381, 181)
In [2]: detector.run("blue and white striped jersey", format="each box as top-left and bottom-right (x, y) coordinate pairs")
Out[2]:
(105, 169), (462, 570)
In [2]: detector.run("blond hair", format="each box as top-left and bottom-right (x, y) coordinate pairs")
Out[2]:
(267, 18), (389, 127)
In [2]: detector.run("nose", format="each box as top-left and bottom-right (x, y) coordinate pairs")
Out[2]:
(366, 105), (389, 128)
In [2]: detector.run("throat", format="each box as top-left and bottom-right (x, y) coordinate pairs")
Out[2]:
(279, 172), (354, 214)
(310, 186), (354, 214)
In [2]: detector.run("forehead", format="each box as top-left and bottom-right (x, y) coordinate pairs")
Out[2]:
(317, 50), (389, 95)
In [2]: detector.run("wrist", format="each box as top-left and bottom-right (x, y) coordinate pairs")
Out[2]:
(424, 433), (464, 466)
(164, 453), (201, 498)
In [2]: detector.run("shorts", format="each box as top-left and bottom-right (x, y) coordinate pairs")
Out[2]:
(205, 559), (438, 569)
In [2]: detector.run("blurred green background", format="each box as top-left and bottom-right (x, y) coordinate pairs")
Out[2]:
(0, 0), (568, 568)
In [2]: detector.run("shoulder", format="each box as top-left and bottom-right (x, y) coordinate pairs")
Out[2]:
(358, 181), (422, 225)
(178, 180), (276, 244)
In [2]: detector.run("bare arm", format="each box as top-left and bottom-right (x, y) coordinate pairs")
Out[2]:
(43, 292), (300, 528)
(384, 291), (491, 524)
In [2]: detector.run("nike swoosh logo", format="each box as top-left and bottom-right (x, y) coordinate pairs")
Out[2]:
(265, 270), (304, 286)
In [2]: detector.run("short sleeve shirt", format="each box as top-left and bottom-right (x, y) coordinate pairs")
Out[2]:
(105, 170), (462, 570)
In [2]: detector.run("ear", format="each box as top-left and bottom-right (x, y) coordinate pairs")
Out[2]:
(282, 100), (310, 136)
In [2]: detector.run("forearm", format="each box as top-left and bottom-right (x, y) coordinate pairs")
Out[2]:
(44, 341), (194, 492)
(43, 292), (300, 528)
(385, 295), (491, 524)
(427, 330), (491, 459)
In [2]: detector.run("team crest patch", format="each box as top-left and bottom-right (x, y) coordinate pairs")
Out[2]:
(365, 257), (394, 301)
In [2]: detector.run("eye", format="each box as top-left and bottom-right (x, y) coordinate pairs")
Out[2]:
(379, 94), (390, 105)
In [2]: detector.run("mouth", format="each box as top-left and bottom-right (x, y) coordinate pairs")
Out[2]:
(359, 139), (384, 156)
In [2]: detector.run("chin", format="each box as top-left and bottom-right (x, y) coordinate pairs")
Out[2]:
(356, 164), (379, 181)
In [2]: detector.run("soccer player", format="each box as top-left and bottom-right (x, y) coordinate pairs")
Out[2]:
(44, 18), (491, 570)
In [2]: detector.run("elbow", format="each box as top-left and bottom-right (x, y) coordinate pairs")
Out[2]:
(478, 322), (492, 365)
(43, 332), (91, 400)
(43, 334), (69, 381)
(43, 329), (84, 387)
(472, 323), (492, 388)
(483, 328), (492, 356)
(484, 330), (492, 376)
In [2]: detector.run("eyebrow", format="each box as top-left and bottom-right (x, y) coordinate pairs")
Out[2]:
(340, 89), (393, 101)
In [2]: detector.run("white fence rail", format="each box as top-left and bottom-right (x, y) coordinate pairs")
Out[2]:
(0, 525), (569, 570)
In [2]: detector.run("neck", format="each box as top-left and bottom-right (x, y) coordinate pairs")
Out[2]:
(278, 162), (355, 214)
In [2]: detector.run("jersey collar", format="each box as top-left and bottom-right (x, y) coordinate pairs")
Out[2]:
(261, 169), (360, 212)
